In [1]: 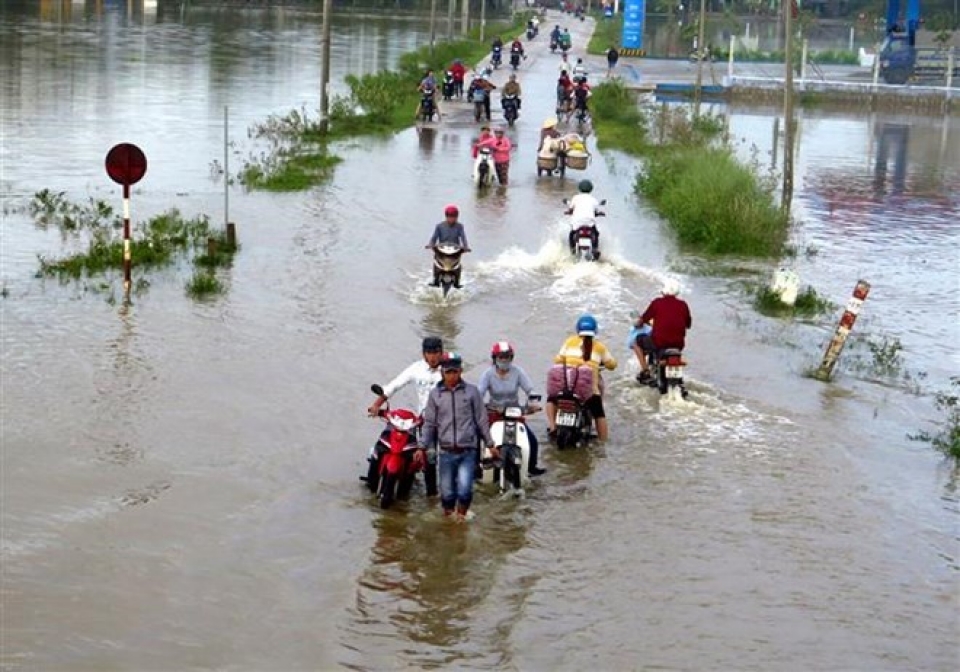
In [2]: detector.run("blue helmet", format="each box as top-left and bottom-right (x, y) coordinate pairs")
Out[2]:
(576, 314), (597, 336)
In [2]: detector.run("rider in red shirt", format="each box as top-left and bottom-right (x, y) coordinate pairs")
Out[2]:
(449, 59), (466, 97)
(640, 279), (692, 350)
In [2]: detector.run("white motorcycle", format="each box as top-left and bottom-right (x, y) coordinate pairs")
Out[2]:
(478, 397), (540, 495)
(473, 146), (494, 188)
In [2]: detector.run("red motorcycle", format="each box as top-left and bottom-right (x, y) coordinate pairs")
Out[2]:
(362, 384), (424, 509)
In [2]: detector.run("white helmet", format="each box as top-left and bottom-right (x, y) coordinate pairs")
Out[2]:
(661, 278), (681, 296)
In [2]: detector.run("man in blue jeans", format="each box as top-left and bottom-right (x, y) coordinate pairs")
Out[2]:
(419, 352), (496, 521)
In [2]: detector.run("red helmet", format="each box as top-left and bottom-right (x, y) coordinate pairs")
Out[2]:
(444, 205), (459, 217)
(491, 341), (514, 360)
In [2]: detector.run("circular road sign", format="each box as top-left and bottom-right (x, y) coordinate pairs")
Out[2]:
(105, 143), (148, 186)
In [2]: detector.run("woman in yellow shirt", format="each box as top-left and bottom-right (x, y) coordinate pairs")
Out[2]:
(546, 314), (617, 441)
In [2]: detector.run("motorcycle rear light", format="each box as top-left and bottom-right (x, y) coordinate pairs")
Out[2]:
(557, 399), (579, 412)
(665, 356), (684, 366)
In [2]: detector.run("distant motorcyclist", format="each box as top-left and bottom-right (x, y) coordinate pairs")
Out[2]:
(416, 69), (440, 119)
(550, 25), (561, 43)
(510, 38), (525, 57)
(502, 73), (522, 110)
(449, 58), (466, 98)
(564, 179), (603, 257)
(572, 79), (591, 118)
(425, 205), (471, 288)
(572, 57), (588, 82)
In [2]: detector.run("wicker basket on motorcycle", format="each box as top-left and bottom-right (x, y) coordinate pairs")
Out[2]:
(537, 155), (559, 169)
(546, 363), (594, 401)
(565, 151), (589, 170)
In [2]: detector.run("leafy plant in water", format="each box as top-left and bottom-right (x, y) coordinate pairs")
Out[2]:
(29, 189), (117, 231)
(908, 377), (960, 461)
(186, 271), (224, 298)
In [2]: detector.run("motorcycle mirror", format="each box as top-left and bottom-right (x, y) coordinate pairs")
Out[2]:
(562, 198), (569, 204)
(371, 384), (385, 396)
(528, 394), (542, 402)
(600, 199), (607, 205)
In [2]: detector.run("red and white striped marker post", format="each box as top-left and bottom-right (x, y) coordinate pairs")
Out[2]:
(815, 279), (871, 381)
(105, 143), (148, 300)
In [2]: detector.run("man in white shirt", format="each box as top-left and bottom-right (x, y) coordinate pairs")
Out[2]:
(366, 336), (444, 495)
(564, 179), (604, 258)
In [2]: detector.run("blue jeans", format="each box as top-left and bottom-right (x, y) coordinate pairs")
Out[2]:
(439, 449), (477, 512)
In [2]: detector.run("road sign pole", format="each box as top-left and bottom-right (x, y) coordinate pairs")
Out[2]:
(105, 143), (148, 303)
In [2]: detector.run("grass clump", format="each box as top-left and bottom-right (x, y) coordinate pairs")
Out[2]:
(638, 145), (788, 256)
(589, 81), (648, 154)
(186, 271), (224, 298)
(909, 377), (960, 462)
(241, 107), (342, 191)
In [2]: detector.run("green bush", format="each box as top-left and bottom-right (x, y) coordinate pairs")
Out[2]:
(637, 146), (789, 256)
(589, 81), (648, 154)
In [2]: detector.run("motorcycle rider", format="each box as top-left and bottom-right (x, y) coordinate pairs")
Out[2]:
(572, 78), (591, 119)
(491, 126), (513, 186)
(477, 341), (547, 477)
(557, 70), (573, 116)
(510, 37), (525, 65)
(491, 35), (504, 67)
(419, 352), (496, 521)
(639, 278), (692, 359)
(426, 205), (471, 289)
(558, 52), (572, 74)
(546, 314), (617, 442)
(367, 336), (445, 496)
(564, 179), (603, 259)
(449, 58), (466, 98)
(550, 24), (561, 45)
(501, 73), (522, 112)
(416, 69), (440, 120)
(572, 57), (588, 82)
(472, 125), (495, 158)
(468, 71), (496, 122)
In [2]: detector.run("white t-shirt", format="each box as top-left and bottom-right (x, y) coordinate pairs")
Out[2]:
(567, 193), (601, 227)
(382, 359), (442, 413)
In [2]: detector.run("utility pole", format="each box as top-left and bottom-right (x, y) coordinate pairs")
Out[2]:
(782, 0), (795, 213)
(481, 0), (487, 43)
(430, 0), (438, 55)
(461, 0), (469, 36)
(319, 0), (333, 134)
(447, 0), (455, 40)
(693, 0), (706, 117)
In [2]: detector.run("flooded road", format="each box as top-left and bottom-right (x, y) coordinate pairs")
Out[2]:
(2, 4), (958, 670)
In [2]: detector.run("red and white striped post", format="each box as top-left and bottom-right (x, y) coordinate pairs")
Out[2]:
(815, 279), (871, 381)
(105, 143), (148, 300)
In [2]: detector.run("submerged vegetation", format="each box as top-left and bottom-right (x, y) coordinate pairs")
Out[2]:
(31, 193), (236, 298)
(909, 377), (960, 462)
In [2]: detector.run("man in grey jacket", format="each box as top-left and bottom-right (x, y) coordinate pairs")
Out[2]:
(419, 352), (496, 521)
(425, 204), (471, 289)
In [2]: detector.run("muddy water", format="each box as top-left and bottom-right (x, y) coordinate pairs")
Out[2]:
(1, 5), (958, 670)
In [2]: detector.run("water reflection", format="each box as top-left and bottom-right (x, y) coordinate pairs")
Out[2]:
(343, 506), (528, 668)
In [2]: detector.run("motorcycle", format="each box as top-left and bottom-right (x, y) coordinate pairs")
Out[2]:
(361, 384), (424, 510)
(526, 26), (537, 40)
(550, 37), (558, 53)
(491, 45), (502, 69)
(473, 146), (494, 188)
(648, 348), (689, 400)
(559, 35), (572, 54)
(510, 49), (523, 70)
(478, 396), (541, 494)
(432, 243), (463, 296)
(441, 72), (455, 101)
(419, 89), (437, 123)
(554, 389), (593, 450)
(502, 94), (519, 127)
(562, 198), (606, 262)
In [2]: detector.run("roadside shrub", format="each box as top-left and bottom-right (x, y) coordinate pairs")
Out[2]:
(638, 146), (789, 256)
(590, 81), (647, 153)
(909, 377), (960, 461)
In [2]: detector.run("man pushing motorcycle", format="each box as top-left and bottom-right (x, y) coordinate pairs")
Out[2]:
(367, 336), (445, 496)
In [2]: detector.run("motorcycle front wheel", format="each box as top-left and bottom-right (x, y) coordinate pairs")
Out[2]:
(379, 473), (397, 509)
